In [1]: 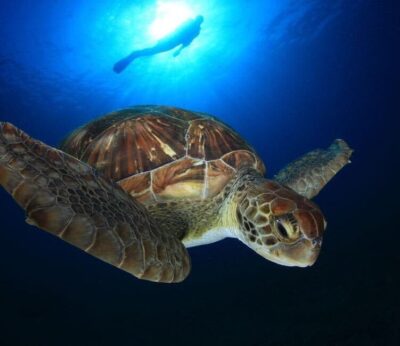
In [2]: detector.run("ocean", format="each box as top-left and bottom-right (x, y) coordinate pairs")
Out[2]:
(0, 1), (398, 345)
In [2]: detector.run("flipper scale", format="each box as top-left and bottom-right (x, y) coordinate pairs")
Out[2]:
(0, 122), (191, 283)
(274, 139), (353, 199)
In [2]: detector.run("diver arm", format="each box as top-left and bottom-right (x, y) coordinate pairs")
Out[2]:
(173, 44), (185, 57)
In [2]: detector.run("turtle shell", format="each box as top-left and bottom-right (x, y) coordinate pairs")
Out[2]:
(61, 106), (266, 203)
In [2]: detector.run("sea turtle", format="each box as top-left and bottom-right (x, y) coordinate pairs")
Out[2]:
(0, 105), (352, 283)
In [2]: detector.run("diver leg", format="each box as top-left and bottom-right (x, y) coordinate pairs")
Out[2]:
(113, 47), (162, 73)
(113, 52), (139, 73)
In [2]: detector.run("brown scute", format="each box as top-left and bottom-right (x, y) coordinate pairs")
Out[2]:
(271, 198), (297, 216)
(294, 210), (319, 239)
(64, 154), (92, 175)
(141, 239), (157, 267)
(263, 181), (281, 191)
(255, 158), (267, 174)
(156, 243), (168, 262)
(20, 165), (40, 179)
(222, 150), (265, 174)
(159, 267), (175, 283)
(206, 160), (236, 197)
(60, 105), (265, 202)
(156, 106), (204, 121)
(60, 106), (265, 203)
(27, 189), (56, 209)
(152, 158), (205, 200)
(264, 237), (277, 246)
(46, 149), (65, 166)
(8, 143), (26, 155)
(0, 165), (21, 194)
(114, 223), (135, 244)
(311, 210), (325, 236)
(272, 188), (297, 200)
(187, 119), (253, 161)
(244, 205), (257, 219)
(28, 205), (74, 235)
(87, 229), (124, 266)
(12, 181), (40, 208)
(119, 241), (145, 274)
(262, 225), (272, 235)
(260, 203), (270, 214)
(141, 264), (163, 281)
(61, 127), (91, 159)
(61, 215), (96, 249)
(118, 172), (151, 196)
(81, 115), (188, 180)
(1, 122), (22, 142)
(254, 214), (268, 225)
(60, 107), (155, 158)
(259, 193), (275, 203)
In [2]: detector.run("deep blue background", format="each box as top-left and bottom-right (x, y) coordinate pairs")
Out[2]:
(0, 1), (399, 345)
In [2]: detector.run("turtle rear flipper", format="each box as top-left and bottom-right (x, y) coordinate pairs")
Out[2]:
(0, 122), (191, 283)
(274, 139), (353, 199)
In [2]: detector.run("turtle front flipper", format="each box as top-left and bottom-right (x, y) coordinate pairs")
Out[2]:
(274, 139), (353, 199)
(0, 122), (190, 283)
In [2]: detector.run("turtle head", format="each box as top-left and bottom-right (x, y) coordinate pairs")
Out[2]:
(235, 179), (326, 267)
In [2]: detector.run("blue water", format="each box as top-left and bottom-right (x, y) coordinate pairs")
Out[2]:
(0, 1), (398, 345)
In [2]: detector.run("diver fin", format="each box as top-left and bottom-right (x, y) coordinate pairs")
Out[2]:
(274, 139), (353, 199)
(113, 52), (138, 73)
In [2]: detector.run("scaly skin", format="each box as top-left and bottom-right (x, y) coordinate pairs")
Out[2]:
(146, 167), (327, 267)
(0, 121), (353, 281)
(0, 122), (190, 283)
(275, 139), (353, 199)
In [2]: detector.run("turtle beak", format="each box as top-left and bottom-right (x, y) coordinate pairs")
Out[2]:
(267, 237), (322, 267)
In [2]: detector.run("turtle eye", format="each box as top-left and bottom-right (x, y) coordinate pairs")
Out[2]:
(277, 221), (289, 238)
(275, 215), (299, 241)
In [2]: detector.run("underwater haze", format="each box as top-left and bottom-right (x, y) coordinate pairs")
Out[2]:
(0, 0), (399, 345)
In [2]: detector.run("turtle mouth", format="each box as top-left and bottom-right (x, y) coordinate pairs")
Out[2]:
(258, 237), (321, 267)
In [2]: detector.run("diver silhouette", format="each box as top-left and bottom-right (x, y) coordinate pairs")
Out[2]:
(113, 15), (204, 73)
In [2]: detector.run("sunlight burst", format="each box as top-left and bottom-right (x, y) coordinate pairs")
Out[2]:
(149, 1), (195, 40)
